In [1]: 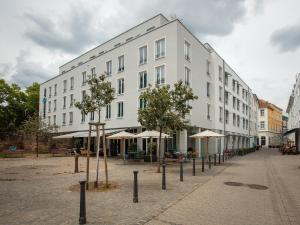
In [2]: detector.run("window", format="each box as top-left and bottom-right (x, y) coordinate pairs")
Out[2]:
(63, 80), (67, 93)
(237, 99), (240, 111)
(70, 77), (74, 90)
(237, 84), (240, 95)
(261, 136), (266, 146)
(49, 87), (52, 98)
(225, 91), (228, 105)
(139, 98), (147, 109)
(48, 116), (51, 125)
(207, 104), (211, 120)
(82, 72), (87, 85)
(91, 67), (96, 78)
(232, 80), (235, 92)
(117, 78), (124, 95)
(139, 71), (147, 89)
(69, 112), (73, 125)
(81, 90), (86, 101)
(219, 107), (223, 122)
(155, 65), (165, 85)
(233, 113), (236, 126)
(260, 109), (264, 116)
(207, 82), (211, 97)
(260, 121), (265, 129)
(70, 94), (74, 107)
(48, 101), (51, 113)
(242, 103), (245, 114)
(219, 66), (223, 82)
(225, 73), (228, 86)
(225, 110), (229, 124)
(62, 113), (66, 125)
(118, 55), (124, 72)
(237, 115), (240, 127)
(117, 102), (124, 118)
(233, 97), (236, 109)
(243, 118), (245, 129)
(155, 38), (165, 59)
(139, 46), (147, 64)
(54, 100), (57, 112)
(53, 115), (56, 126)
(90, 112), (94, 121)
(105, 104), (111, 119)
(106, 61), (112, 76)
(63, 96), (66, 109)
(206, 60), (210, 75)
(184, 67), (191, 86)
(242, 89), (245, 99)
(54, 84), (57, 96)
(219, 86), (223, 102)
(184, 41), (190, 61)
(81, 112), (85, 123)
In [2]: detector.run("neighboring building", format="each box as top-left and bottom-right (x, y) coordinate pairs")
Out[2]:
(40, 14), (259, 156)
(282, 115), (288, 144)
(286, 73), (300, 152)
(258, 99), (283, 147)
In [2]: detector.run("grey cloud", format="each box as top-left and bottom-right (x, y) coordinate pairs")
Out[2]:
(23, 3), (107, 54)
(10, 50), (53, 87)
(270, 21), (300, 52)
(0, 63), (12, 78)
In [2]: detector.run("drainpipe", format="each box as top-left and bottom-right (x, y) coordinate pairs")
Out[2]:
(248, 87), (251, 148)
(223, 59), (226, 153)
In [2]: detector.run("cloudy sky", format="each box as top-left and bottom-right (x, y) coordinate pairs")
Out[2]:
(1, 0), (299, 111)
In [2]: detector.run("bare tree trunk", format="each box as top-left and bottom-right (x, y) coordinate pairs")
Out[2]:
(102, 125), (109, 187)
(157, 127), (162, 173)
(95, 125), (100, 188)
(86, 124), (91, 190)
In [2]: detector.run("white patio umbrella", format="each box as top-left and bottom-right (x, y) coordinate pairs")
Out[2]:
(107, 131), (136, 160)
(190, 130), (224, 159)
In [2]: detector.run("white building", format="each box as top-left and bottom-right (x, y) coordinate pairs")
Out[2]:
(40, 14), (259, 156)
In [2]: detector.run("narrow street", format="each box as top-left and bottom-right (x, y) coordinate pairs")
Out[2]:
(146, 149), (300, 225)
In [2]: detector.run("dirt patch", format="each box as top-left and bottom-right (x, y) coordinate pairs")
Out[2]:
(69, 181), (119, 192)
(224, 181), (244, 186)
(247, 184), (268, 190)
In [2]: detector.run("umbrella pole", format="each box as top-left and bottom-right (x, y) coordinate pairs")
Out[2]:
(206, 137), (209, 162)
(123, 138), (126, 162)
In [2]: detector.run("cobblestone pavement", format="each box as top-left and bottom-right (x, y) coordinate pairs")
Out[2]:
(1, 149), (300, 225)
(145, 149), (300, 225)
(0, 154), (226, 225)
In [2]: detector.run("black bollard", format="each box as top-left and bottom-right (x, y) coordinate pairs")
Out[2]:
(79, 180), (86, 225)
(162, 164), (166, 190)
(218, 153), (221, 165)
(214, 154), (216, 166)
(192, 158), (195, 176)
(202, 156), (205, 172)
(133, 171), (138, 203)
(180, 161), (183, 182)
(209, 155), (211, 169)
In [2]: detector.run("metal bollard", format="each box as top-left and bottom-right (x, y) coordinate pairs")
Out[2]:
(180, 161), (183, 182)
(209, 155), (211, 169)
(202, 156), (205, 172)
(192, 158), (195, 176)
(133, 171), (138, 203)
(214, 154), (216, 166)
(79, 181), (86, 225)
(162, 164), (166, 190)
(218, 153), (221, 165)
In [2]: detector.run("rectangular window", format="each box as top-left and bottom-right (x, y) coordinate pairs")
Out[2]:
(118, 55), (124, 72)
(237, 115), (240, 127)
(106, 60), (112, 76)
(139, 71), (147, 89)
(237, 83), (240, 95)
(105, 104), (111, 119)
(48, 116), (51, 125)
(242, 103), (245, 114)
(219, 66), (223, 82)
(225, 91), (229, 105)
(233, 113), (236, 126)
(63, 96), (66, 109)
(207, 104), (211, 120)
(225, 110), (229, 124)
(206, 60), (210, 75)
(70, 77), (74, 90)
(155, 38), (165, 59)
(117, 78), (124, 95)
(184, 67), (191, 86)
(225, 73), (228, 86)
(48, 101), (51, 113)
(81, 112), (85, 123)
(54, 84), (57, 96)
(90, 112), (94, 121)
(155, 65), (165, 85)
(62, 113), (66, 125)
(81, 90), (86, 102)
(184, 41), (190, 61)
(117, 102), (124, 118)
(233, 96), (236, 109)
(260, 109), (264, 116)
(237, 99), (240, 111)
(63, 80), (67, 93)
(54, 100), (57, 112)
(91, 67), (96, 78)
(219, 107), (223, 122)
(207, 82), (210, 97)
(232, 80), (235, 92)
(53, 115), (56, 126)
(219, 86), (223, 102)
(49, 87), (52, 98)
(260, 121), (265, 129)
(69, 112), (73, 125)
(70, 94), (74, 107)
(243, 118), (245, 129)
(139, 98), (147, 109)
(139, 46), (147, 64)
(82, 72), (87, 85)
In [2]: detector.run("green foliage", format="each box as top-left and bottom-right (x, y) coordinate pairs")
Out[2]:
(0, 79), (39, 132)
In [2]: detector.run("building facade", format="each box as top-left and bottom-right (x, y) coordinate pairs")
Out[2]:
(257, 99), (282, 147)
(40, 14), (259, 156)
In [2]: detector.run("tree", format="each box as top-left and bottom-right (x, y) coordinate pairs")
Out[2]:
(75, 74), (115, 188)
(25, 82), (40, 116)
(138, 81), (198, 172)
(21, 113), (58, 157)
